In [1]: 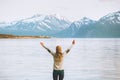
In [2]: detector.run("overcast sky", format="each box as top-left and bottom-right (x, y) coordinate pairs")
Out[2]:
(0, 0), (120, 22)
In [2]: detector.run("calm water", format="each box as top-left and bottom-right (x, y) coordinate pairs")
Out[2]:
(0, 38), (120, 80)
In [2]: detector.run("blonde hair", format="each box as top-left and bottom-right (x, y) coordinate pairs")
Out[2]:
(56, 46), (62, 53)
(55, 45), (63, 62)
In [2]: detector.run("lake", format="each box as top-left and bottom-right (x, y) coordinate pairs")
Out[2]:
(0, 38), (120, 80)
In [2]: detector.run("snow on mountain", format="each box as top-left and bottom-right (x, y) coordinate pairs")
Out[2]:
(78, 17), (96, 25)
(0, 14), (71, 36)
(21, 14), (70, 24)
(54, 17), (96, 37)
(0, 11), (120, 37)
(74, 11), (120, 38)
(55, 11), (120, 38)
(69, 17), (96, 30)
(0, 22), (11, 27)
(21, 14), (46, 23)
(99, 11), (120, 24)
(17, 14), (71, 31)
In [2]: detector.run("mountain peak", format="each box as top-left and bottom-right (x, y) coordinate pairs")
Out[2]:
(1, 11), (120, 38)
(21, 14), (70, 23)
(100, 11), (120, 19)
(53, 14), (68, 21)
(31, 14), (44, 18)
(99, 11), (120, 24)
(74, 17), (95, 25)
(44, 14), (70, 22)
(81, 17), (91, 20)
(81, 17), (94, 22)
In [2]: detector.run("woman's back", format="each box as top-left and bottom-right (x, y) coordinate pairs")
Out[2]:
(53, 52), (64, 70)
(40, 40), (75, 80)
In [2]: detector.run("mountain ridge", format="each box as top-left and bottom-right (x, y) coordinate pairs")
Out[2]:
(0, 11), (120, 38)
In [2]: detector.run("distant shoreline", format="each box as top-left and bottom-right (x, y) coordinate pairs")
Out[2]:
(0, 34), (50, 39)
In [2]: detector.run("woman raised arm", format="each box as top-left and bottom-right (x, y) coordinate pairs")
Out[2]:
(40, 42), (54, 56)
(64, 40), (75, 55)
(40, 40), (75, 80)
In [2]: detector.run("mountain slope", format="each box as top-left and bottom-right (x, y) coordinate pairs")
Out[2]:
(0, 11), (120, 38)
(55, 11), (120, 38)
(0, 14), (71, 36)
(55, 17), (96, 37)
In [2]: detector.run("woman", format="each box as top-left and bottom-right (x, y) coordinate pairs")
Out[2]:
(40, 40), (75, 80)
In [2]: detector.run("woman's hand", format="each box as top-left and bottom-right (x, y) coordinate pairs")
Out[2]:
(40, 42), (44, 46)
(72, 40), (75, 45)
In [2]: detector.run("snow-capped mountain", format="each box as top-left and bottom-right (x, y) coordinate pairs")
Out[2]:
(0, 11), (120, 38)
(55, 17), (96, 37)
(76, 11), (120, 38)
(0, 14), (71, 36)
(0, 22), (11, 27)
(99, 11), (120, 24)
(56, 11), (120, 38)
